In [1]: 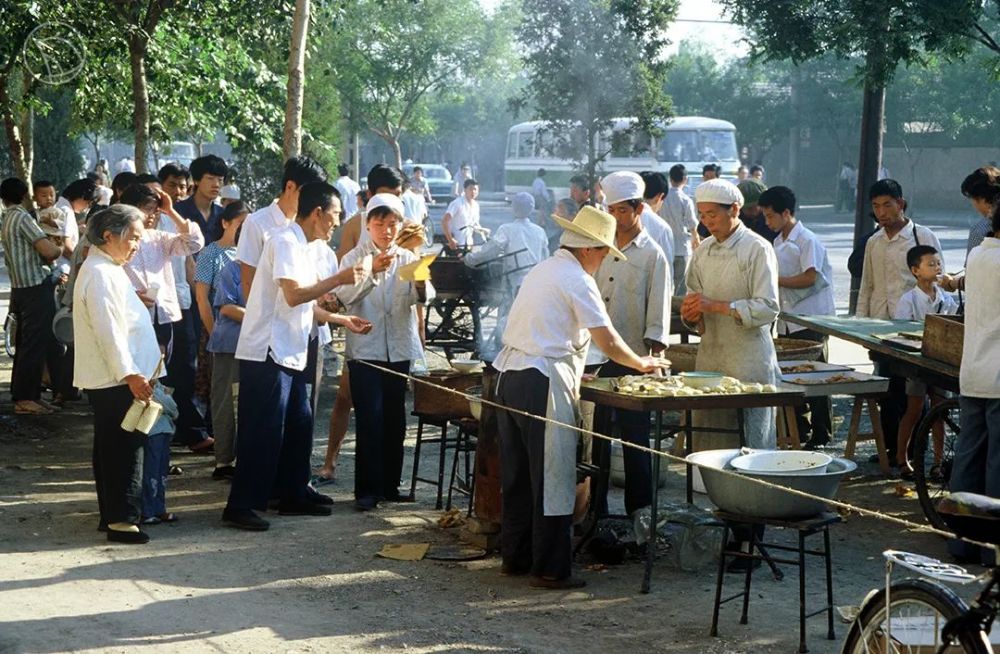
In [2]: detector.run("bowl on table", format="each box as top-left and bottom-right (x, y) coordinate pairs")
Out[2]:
(730, 450), (833, 476)
(685, 449), (857, 520)
(451, 359), (483, 374)
(678, 371), (724, 389)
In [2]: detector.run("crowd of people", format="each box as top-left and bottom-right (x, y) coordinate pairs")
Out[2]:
(2, 153), (998, 578)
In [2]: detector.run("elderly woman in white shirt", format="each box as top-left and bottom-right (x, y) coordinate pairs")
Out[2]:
(335, 194), (427, 512)
(73, 205), (162, 545)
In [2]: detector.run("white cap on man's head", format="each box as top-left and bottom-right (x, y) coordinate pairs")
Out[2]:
(220, 184), (241, 200)
(694, 179), (744, 206)
(366, 192), (406, 217)
(601, 171), (645, 206)
(511, 192), (534, 219)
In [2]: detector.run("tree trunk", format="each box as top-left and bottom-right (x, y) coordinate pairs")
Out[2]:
(283, 0), (310, 160)
(848, 68), (886, 314)
(388, 135), (403, 170)
(128, 35), (151, 174)
(20, 105), (33, 183)
(0, 78), (30, 182)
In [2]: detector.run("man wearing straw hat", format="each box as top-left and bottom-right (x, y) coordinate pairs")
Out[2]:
(493, 205), (668, 589)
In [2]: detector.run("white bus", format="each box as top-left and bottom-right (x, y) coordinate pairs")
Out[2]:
(504, 116), (740, 198)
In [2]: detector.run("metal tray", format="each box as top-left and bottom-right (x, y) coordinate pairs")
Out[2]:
(778, 360), (853, 374)
(779, 370), (890, 397)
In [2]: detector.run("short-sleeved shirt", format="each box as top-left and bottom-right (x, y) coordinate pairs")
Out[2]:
(235, 222), (319, 371)
(966, 217), (992, 261)
(445, 196), (480, 246)
(893, 285), (959, 322)
(962, 237), (1000, 398)
(175, 196), (224, 244)
(1, 205), (50, 288)
(641, 204), (675, 264)
(495, 249), (613, 376)
(235, 201), (288, 269)
(773, 222), (836, 334)
(194, 242), (237, 307)
(660, 186), (699, 257)
(402, 189), (427, 222)
(334, 176), (361, 217)
(208, 259), (243, 354)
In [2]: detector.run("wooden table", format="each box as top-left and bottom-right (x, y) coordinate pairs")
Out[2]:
(580, 379), (805, 593)
(779, 314), (959, 393)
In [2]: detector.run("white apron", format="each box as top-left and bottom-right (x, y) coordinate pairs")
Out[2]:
(542, 346), (587, 516)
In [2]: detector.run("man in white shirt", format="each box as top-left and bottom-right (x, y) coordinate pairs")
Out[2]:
(856, 179), (941, 462)
(590, 171), (671, 518)
(464, 192), (548, 357)
(401, 180), (428, 224)
(760, 186), (836, 449)
(493, 205), (665, 588)
(237, 155), (328, 300)
(531, 168), (550, 217)
(334, 163), (361, 218)
(660, 164), (701, 294)
(223, 182), (373, 531)
(452, 163), (471, 197)
(442, 178), (484, 250)
(638, 171), (675, 279)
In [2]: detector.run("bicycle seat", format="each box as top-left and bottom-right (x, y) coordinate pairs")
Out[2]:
(937, 492), (1000, 545)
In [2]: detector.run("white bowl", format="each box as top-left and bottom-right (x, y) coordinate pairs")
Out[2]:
(730, 450), (833, 476)
(450, 359), (482, 374)
(678, 371), (724, 389)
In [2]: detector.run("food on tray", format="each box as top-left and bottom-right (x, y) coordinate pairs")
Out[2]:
(781, 363), (816, 373)
(791, 373), (857, 385)
(612, 375), (777, 397)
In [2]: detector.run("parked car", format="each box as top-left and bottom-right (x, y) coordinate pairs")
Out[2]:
(402, 163), (454, 203)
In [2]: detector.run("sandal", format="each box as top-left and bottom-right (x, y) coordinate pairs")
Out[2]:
(158, 513), (178, 523)
(140, 516), (162, 525)
(310, 472), (336, 487)
(14, 401), (53, 415)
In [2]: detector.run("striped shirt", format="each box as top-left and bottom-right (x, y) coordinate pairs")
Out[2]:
(1, 205), (49, 288)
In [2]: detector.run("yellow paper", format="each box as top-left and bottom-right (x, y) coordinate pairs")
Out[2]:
(397, 253), (438, 282)
(376, 543), (430, 561)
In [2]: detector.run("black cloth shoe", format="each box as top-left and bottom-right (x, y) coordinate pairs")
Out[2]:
(222, 508), (270, 531)
(726, 556), (762, 574)
(304, 487), (334, 505)
(107, 529), (150, 544)
(212, 465), (236, 480)
(383, 490), (415, 503)
(354, 496), (378, 512)
(802, 436), (830, 450)
(278, 502), (332, 516)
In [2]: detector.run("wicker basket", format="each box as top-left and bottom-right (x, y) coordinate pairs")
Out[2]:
(666, 337), (824, 373)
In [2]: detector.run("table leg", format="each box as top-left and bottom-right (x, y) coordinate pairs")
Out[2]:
(785, 405), (801, 449)
(798, 529), (808, 653)
(867, 399), (891, 475)
(710, 523), (730, 637)
(641, 409), (664, 594)
(685, 409), (693, 504)
(737, 408), (746, 448)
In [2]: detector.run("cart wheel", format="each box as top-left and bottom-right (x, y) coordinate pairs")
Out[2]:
(911, 397), (961, 530)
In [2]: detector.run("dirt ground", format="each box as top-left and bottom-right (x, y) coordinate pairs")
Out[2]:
(0, 351), (972, 654)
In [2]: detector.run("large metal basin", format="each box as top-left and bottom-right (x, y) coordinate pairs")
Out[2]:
(685, 449), (857, 520)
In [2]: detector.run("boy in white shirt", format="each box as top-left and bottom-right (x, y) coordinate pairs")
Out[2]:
(893, 245), (958, 478)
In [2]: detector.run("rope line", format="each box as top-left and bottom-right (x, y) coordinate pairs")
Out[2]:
(352, 359), (994, 551)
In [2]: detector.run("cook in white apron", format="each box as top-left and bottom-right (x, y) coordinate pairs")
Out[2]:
(493, 207), (665, 588)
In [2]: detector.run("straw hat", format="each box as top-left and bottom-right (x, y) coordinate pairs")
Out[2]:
(551, 205), (627, 260)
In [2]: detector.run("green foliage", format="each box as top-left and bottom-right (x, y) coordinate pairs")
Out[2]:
(515, 0), (678, 183)
(720, 0), (981, 85)
(32, 88), (83, 189)
(319, 0), (497, 166)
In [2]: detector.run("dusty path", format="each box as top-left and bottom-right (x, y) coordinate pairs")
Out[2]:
(1, 367), (966, 654)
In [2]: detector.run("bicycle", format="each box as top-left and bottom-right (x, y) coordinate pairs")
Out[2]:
(841, 492), (1000, 653)
(911, 397), (961, 531)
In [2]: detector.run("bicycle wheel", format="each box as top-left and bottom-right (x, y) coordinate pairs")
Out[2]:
(841, 578), (988, 654)
(911, 398), (961, 530)
(4, 313), (15, 358)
